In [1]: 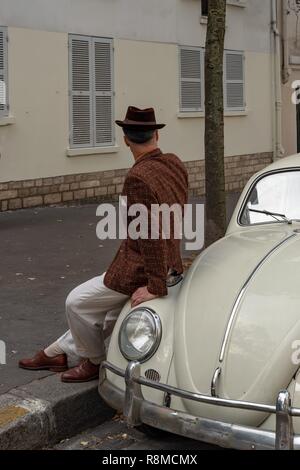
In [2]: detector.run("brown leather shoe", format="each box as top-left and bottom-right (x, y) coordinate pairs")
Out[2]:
(61, 359), (99, 383)
(19, 350), (68, 372)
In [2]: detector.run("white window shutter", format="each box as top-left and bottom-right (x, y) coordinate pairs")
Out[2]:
(69, 35), (93, 147)
(225, 51), (245, 110)
(180, 47), (202, 112)
(0, 27), (8, 117)
(93, 38), (114, 146)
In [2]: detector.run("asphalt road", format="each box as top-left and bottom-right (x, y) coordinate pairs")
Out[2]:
(0, 194), (239, 394)
(0, 204), (122, 393)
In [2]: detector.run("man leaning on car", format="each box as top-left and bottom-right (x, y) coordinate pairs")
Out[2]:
(19, 106), (189, 383)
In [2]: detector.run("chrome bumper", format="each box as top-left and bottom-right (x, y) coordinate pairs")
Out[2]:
(99, 361), (300, 451)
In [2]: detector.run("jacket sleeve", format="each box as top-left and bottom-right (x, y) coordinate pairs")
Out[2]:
(123, 175), (168, 297)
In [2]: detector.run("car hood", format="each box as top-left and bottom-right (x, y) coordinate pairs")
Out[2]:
(174, 226), (300, 425)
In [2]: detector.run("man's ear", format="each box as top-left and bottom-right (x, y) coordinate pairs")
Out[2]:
(154, 130), (159, 142)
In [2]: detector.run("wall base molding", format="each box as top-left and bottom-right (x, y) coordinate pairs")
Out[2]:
(0, 152), (273, 212)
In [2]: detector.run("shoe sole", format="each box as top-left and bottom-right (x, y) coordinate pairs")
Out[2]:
(19, 365), (68, 372)
(61, 375), (99, 383)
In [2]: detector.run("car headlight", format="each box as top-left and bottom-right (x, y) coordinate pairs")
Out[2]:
(118, 307), (162, 362)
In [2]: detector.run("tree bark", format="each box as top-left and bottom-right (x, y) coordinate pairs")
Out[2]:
(204, 0), (227, 246)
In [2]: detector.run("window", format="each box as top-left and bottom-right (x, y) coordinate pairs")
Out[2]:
(224, 50), (245, 111)
(179, 47), (204, 112)
(0, 27), (8, 117)
(179, 47), (245, 112)
(203, 0), (247, 16)
(201, 0), (209, 17)
(69, 34), (114, 148)
(240, 171), (300, 226)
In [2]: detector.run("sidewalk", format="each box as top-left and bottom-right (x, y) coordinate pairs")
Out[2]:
(0, 194), (239, 448)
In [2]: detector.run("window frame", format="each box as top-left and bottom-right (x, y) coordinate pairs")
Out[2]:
(202, 0), (248, 17)
(179, 46), (205, 113)
(178, 46), (245, 114)
(0, 26), (9, 118)
(68, 34), (115, 149)
(224, 49), (245, 112)
(237, 169), (300, 227)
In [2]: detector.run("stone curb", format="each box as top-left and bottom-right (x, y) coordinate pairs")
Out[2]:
(0, 374), (114, 450)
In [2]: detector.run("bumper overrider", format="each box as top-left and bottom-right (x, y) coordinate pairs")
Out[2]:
(99, 360), (300, 450)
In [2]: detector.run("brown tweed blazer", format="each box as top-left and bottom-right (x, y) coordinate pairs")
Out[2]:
(104, 148), (188, 297)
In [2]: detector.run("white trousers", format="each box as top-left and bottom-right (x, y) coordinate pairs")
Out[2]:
(56, 273), (129, 363)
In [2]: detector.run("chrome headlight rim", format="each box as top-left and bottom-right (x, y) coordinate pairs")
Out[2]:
(118, 307), (162, 363)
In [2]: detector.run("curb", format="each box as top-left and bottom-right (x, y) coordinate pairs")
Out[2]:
(0, 374), (114, 450)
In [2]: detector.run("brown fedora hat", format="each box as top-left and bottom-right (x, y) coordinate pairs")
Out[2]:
(116, 106), (166, 131)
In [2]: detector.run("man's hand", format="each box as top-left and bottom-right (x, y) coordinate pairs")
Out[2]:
(131, 286), (158, 308)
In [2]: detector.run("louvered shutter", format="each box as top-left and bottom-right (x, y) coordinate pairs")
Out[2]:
(69, 35), (93, 147)
(180, 47), (203, 112)
(0, 27), (8, 117)
(224, 51), (245, 110)
(93, 38), (114, 146)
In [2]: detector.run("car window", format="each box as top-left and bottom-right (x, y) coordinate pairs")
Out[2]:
(240, 170), (300, 225)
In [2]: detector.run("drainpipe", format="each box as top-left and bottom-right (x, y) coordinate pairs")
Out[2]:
(282, 0), (291, 84)
(271, 0), (284, 160)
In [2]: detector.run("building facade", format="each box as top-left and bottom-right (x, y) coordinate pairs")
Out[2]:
(281, 0), (300, 157)
(0, 0), (274, 211)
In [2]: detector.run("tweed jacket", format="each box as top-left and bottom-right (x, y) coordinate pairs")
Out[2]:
(104, 148), (188, 297)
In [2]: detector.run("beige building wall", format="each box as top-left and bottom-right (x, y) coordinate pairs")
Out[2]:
(0, 27), (273, 184)
(280, 1), (300, 157)
(282, 72), (298, 157)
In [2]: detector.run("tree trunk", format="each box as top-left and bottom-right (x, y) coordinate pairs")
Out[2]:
(204, 0), (227, 246)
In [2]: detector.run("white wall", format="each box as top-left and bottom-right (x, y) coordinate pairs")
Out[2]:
(0, 0), (271, 52)
(280, 1), (300, 156)
(0, 27), (273, 182)
(282, 71), (299, 157)
(286, 1), (300, 57)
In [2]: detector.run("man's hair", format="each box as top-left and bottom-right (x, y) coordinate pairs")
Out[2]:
(123, 128), (155, 144)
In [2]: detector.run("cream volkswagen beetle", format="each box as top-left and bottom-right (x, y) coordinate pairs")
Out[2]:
(99, 154), (300, 450)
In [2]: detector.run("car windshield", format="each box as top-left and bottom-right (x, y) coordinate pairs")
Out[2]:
(240, 170), (300, 225)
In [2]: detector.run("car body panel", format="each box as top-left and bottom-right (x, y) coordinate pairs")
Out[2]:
(223, 232), (300, 401)
(172, 225), (300, 425)
(106, 282), (181, 405)
(102, 154), (300, 438)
